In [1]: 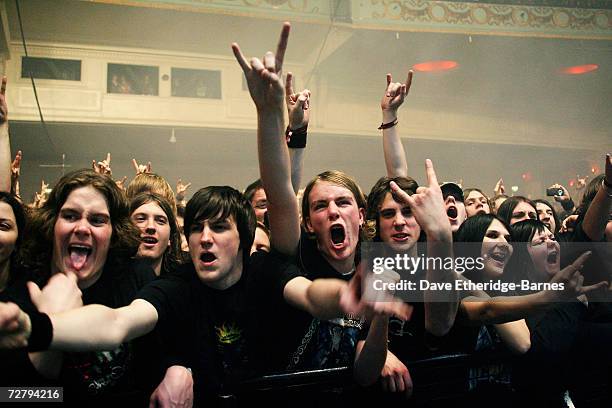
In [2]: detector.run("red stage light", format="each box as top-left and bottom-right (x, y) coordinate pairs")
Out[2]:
(560, 64), (598, 75)
(413, 60), (458, 72)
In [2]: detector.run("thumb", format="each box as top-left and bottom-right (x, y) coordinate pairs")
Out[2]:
(27, 281), (42, 305)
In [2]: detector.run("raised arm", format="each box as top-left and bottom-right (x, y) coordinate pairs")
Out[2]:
(381, 71), (413, 178)
(582, 154), (612, 241)
(285, 72), (310, 193)
(0, 77), (12, 192)
(232, 23), (300, 255)
(390, 159), (457, 337)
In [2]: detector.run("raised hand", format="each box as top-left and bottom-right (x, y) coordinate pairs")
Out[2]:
(285, 72), (310, 130)
(381, 71), (413, 118)
(132, 158), (152, 175)
(92, 153), (112, 176)
(549, 183), (571, 203)
(0, 76), (7, 125)
(232, 22), (290, 113)
(11, 150), (22, 197)
(115, 176), (128, 191)
(390, 159), (451, 240)
(494, 178), (505, 196)
(175, 178), (192, 202)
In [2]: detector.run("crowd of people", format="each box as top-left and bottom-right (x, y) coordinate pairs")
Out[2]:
(0, 22), (610, 407)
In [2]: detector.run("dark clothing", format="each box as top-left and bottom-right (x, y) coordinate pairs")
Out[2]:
(0, 260), (156, 405)
(293, 231), (367, 370)
(137, 250), (302, 403)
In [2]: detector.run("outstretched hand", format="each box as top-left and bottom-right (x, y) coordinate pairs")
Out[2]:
(0, 302), (31, 349)
(339, 263), (412, 321)
(232, 22), (290, 113)
(285, 72), (310, 130)
(551, 251), (607, 299)
(390, 159), (451, 240)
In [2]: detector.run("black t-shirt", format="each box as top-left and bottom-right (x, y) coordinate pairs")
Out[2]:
(0, 260), (156, 404)
(136, 250), (301, 402)
(291, 231), (368, 370)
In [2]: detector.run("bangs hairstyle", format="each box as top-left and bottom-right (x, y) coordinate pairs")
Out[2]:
(455, 213), (512, 281)
(301, 170), (367, 239)
(126, 173), (177, 216)
(22, 169), (140, 280)
(366, 176), (419, 241)
(130, 192), (182, 274)
(244, 179), (263, 203)
(496, 196), (537, 226)
(533, 199), (561, 234)
(0, 192), (27, 285)
(463, 188), (492, 210)
(506, 219), (548, 285)
(184, 186), (256, 265)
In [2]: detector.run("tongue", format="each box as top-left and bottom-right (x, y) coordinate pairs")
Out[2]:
(70, 250), (88, 271)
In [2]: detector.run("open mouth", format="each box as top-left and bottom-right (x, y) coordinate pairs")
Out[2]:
(542, 222), (551, 230)
(447, 206), (458, 220)
(547, 250), (558, 264)
(392, 233), (409, 241)
(142, 236), (158, 245)
(68, 244), (92, 271)
(200, 252), (217, 264)
(330, 225), (346, 246)
(489, 249), (508, 263)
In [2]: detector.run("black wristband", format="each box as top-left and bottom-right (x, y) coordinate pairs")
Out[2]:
(604, 178), (612, 189)
(561, 198), (575, 212)
(378, 118), (398, 130)
(286, 125), (307, 149)
(27, 312), (53, 351)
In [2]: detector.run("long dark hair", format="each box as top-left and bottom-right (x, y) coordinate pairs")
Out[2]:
(506, 219), (549, 286)
(496, 196), (536, 226)
(0, 192), (27, 286)
(533, 199), (561, 234)
(22, 169), (140, 281)
(455, 213), (512, 282)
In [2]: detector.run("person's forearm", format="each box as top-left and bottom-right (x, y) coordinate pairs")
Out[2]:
(582, 185), (612, 241)
(460, 290), (555, 325)
(304, 278), (345, 320)
(382, 110), (408, 178)
(353, 316), (388, 386)
(257, 109), (300, 255)
(50, 303), (155, 351)
(424, 233), (457, 337)
(289, 148), (304, 194)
